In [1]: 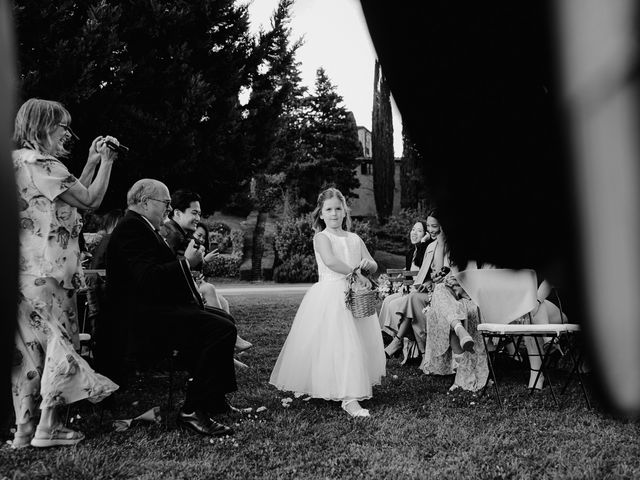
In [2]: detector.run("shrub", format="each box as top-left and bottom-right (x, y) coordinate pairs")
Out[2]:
(379, 207), (430, 243)
(200, 220), (236, 254)
(352, 218), (377, 257)
(274, 214), (315, 259)
(202, 228), (244, 278)
(203, 252), (242, 278)
(273, 254), (318, 283)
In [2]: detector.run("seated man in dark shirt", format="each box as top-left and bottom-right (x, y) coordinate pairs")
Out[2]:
(103, 178), (237, 437)
(158, 189), (202, 256)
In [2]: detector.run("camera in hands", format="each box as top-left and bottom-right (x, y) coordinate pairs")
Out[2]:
(105, 139), (130, 154)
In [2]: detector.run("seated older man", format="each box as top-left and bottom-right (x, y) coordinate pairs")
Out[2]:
(102, 178), (237, 437)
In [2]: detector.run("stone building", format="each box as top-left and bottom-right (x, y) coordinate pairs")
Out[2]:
(349, 125), (401, 218)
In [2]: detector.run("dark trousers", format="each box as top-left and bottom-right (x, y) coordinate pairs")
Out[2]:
(164, 305), (238, 408)
(96, 303), (237, 409)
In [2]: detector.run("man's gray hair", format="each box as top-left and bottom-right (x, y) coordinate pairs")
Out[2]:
(127, 179), (162, 207)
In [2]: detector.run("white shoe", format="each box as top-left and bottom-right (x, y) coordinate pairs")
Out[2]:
(341, 400), (370, 418)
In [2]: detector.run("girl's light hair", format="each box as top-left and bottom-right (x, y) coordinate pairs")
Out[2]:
(311, 187), (352, 232)
(13, 98), (72, 157)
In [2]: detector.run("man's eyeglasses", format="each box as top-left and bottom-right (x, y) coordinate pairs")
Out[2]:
(149, 198), (172, 208)
(59, 123), (79, 141)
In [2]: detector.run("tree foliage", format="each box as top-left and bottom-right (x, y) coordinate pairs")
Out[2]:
(12, 0), (361, 215)
(13, 0), (256, 211)
(280, 67), (361, 211)
(372, 59), (395, 223)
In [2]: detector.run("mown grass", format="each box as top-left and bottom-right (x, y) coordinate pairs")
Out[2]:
(2, 294), (639, 479)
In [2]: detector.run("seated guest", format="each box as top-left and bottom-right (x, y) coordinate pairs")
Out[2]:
(384, 210), (474, 358)
(192, 222), (252, 366)
(90, 209), (123, 269)
(420, 261), (491, 392)
(102, 179), (237, 437)
(379, 220), (430, 363)
(159, 189), (202, 256)
(192, 222), (227, 311)
(159, 192), (253, 360)
(454, 268), (567, 390)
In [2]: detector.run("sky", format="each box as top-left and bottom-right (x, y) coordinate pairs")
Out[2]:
(246, 0), (404, 157)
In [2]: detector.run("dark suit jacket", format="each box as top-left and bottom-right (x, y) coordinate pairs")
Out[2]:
(100, 210), (204, 382)
(159, 218), (189, 257)
(106, 211), (200, 312)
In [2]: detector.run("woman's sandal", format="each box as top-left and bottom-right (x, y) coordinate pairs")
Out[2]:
(30, 426), (85, 448)
(341, 400), (370, 418)
(11, 431), (34, 449)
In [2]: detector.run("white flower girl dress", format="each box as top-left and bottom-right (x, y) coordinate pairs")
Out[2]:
(270, 230), (386, 401)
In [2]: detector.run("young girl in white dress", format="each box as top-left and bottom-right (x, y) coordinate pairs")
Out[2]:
(269, 188), (386, 417)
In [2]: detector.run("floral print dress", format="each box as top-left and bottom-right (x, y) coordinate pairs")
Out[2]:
(420, 283), (489, 392)
(12, 148), (118, 425)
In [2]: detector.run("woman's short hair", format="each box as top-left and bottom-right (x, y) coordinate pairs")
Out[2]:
(13, 98), (72, 156)
(310, 187), (352, 233)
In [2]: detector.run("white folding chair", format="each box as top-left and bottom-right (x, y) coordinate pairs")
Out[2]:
(457, 268), (590, 409)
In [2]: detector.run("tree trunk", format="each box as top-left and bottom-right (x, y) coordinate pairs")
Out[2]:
(372, 60), (395, 223)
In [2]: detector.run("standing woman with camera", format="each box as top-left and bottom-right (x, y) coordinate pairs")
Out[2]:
(11, 98), (119, 448)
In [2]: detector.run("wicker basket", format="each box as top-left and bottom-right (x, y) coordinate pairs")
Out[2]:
(348, 289), (378, 318)
(345, 268), (378, 318)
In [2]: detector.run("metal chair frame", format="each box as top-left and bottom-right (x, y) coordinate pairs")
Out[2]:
(478, 290), (591, 409)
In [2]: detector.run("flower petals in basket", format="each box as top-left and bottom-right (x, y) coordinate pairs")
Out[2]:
(345, 267), (379, 318)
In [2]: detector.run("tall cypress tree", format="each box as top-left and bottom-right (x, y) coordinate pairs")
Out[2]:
(372, 59), (395, 223)
(400, 124), (428, 209)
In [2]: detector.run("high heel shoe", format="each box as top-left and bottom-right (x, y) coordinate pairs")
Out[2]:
(384, 336), (403, 358)
(341, 400), (370, 418)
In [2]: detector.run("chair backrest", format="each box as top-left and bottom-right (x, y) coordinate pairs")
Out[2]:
(386, 268), (419, 287)
(456, 268), (538, 324)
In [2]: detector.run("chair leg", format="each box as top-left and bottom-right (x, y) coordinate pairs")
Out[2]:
(531, 334), (559, 407)
(482, 333), (503, 409)
(561, 336), (592, 409)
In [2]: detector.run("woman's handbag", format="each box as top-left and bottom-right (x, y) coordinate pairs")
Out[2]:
(345, 267), (379, 318)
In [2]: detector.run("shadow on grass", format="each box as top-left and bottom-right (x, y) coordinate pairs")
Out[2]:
(2, 295), (638, 480)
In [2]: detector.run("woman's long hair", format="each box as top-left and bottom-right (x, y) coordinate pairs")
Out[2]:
(195, 221), (211, 253)
(408, 220), (429, 269)
(310, 187), (352, 233)
(13, 98), (72, 157)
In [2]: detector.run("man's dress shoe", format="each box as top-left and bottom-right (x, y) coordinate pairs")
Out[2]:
(177, 410), (234, 437)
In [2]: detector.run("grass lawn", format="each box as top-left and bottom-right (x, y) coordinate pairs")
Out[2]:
(2, 294), (639, 479)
